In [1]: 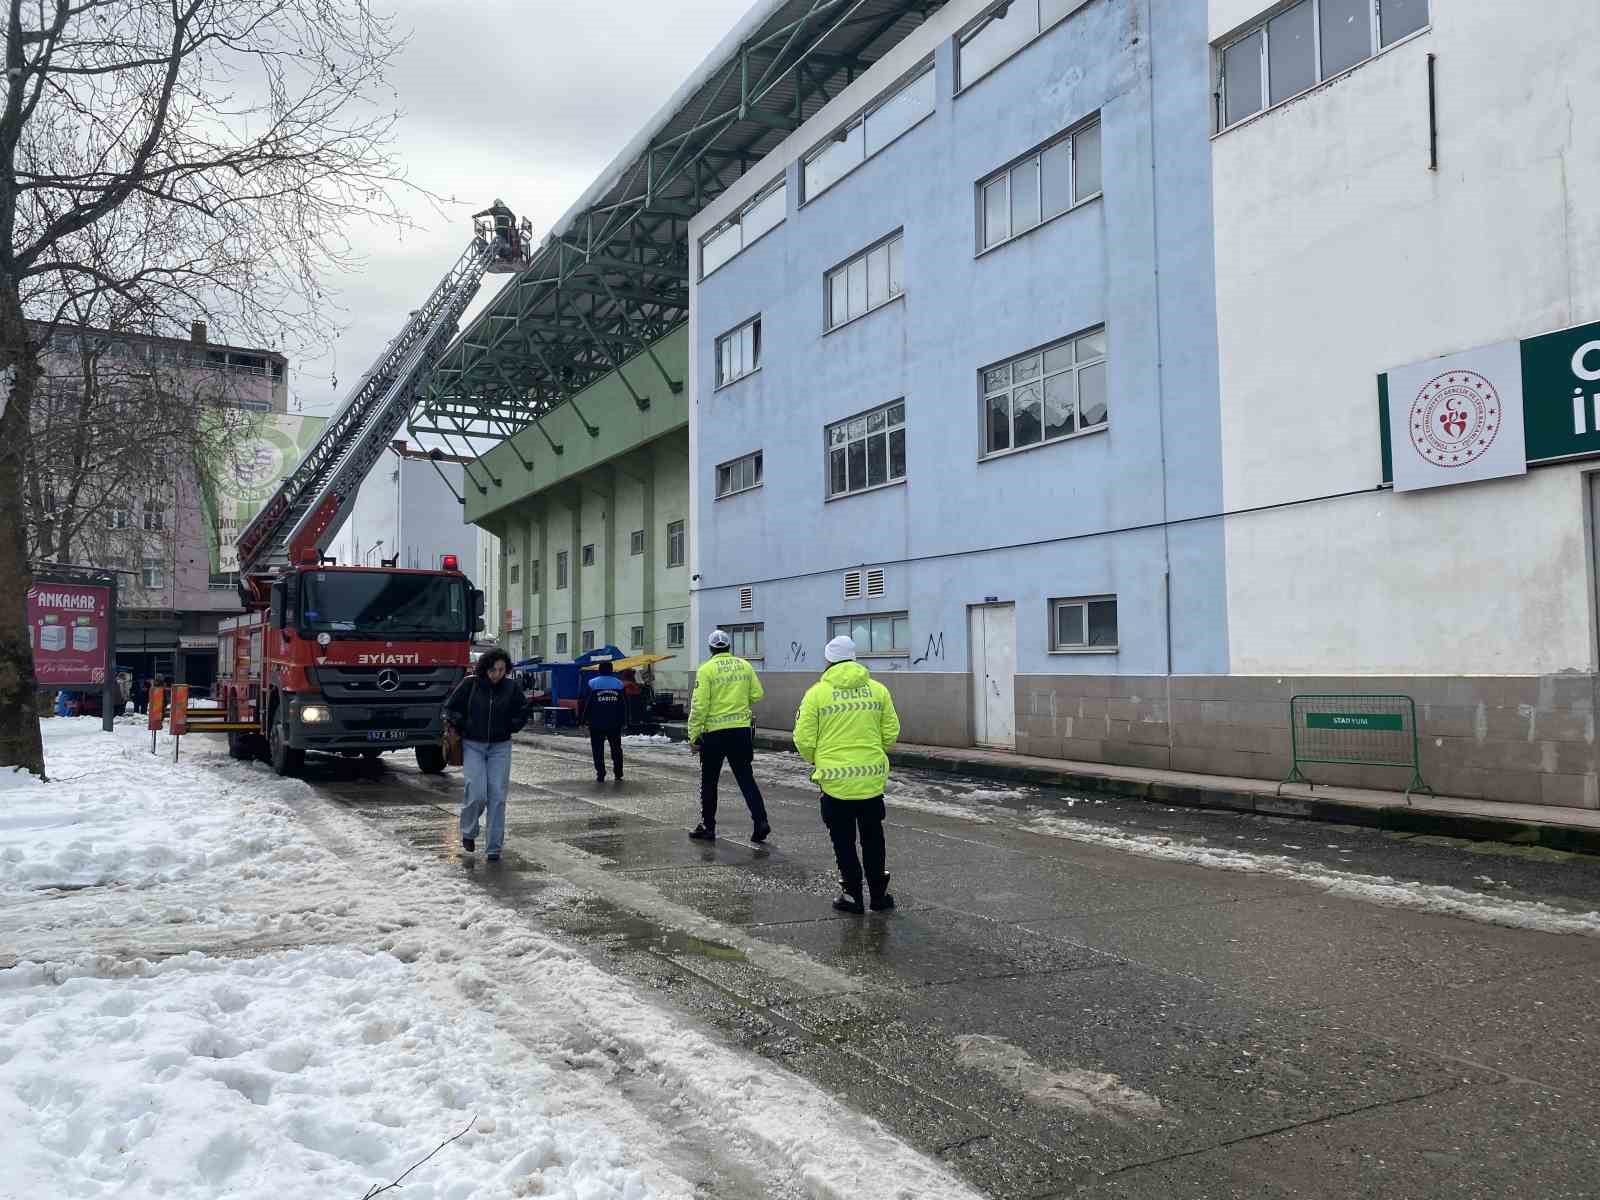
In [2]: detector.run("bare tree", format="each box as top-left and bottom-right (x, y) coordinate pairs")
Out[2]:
(0, 0), (415, 776)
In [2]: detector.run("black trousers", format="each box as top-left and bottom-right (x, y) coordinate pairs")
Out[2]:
(590, 729), (623, 777)
(820, 794), (887, 894)
(699, 727), (767, 829)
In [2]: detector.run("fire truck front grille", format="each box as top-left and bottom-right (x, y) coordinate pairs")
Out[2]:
(315, 665), (461, 703)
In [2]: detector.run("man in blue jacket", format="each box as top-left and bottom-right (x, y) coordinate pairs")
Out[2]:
(583, 659), (627, 782)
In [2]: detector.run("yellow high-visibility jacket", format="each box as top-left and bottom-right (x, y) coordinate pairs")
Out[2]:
(686, 653), (764, 741)
(792, 661), (900, 800)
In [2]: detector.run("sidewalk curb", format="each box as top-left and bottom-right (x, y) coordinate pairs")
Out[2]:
(648, 723), (1600, 857)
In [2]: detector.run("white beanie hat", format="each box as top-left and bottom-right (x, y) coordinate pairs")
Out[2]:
(824, 635), (857, 663)
(707, 628), (732, 650)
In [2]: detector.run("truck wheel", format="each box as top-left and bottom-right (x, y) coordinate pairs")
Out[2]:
(227, 731), (253, 760)
(415, 744), (447, 774)
(268, 710), (305, 778)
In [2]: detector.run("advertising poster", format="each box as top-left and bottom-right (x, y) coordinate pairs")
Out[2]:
(199, 411), (328, 574)
(27, 581), (111, 686)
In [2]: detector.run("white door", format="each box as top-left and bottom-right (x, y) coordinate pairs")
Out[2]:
(969, 604), (1016, 749)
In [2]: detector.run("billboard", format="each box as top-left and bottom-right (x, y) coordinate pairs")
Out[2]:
(28, 581), (111, 686)
(200, 412), (328, 574)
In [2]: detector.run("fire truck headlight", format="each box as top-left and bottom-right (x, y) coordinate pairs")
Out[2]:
(299, 705), (332, 724)
(316, 632), (332, 647)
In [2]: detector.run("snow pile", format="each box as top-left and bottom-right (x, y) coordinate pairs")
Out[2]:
(1025, 815), (1600, 938)
(0, 720), (984, 1200)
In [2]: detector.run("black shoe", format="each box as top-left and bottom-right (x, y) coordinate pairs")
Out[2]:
(615, 773), (623, 782)
(833, 880), (865, 914)
(868, 873), (895, 911)
(689, 824), (716, 841)
(462, 837), (475, 853)
(751, 822), (771, 843)
(487, 852), (501, 862)
(596, 773), (606, 783)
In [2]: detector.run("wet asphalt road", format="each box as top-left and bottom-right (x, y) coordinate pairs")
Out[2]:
(307, 732), (1600, 1200)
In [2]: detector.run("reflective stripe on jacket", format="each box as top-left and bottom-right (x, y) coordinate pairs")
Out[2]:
(792, 661), (900, 800)
(686, 653), (764, 741)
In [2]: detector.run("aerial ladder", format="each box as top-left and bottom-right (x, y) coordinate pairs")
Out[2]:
(233, 202), (530, 607)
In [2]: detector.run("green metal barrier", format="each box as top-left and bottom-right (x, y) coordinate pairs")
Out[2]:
(1279, 694), (1433, 801)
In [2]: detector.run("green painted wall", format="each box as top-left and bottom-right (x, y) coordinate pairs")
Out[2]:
(466, 327), (692, 692)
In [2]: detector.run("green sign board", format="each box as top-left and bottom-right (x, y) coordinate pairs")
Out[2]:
(1304, 712), (1404, 732)
(1380, 317), (1600, 483)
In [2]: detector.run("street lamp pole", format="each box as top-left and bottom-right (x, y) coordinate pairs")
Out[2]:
(364, 539), (384, 566)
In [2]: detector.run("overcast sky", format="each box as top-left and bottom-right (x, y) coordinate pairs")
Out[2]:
(289, 0), (754, 422)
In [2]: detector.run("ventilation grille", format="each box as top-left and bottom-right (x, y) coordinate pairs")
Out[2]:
(843, 570), (862, 599)
(738, 586), (754, 611)
(843, 568), (885, 599)
(866, 568), (885, 597)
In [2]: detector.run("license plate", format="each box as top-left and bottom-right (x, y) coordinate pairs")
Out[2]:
(367, 730), (406, 741)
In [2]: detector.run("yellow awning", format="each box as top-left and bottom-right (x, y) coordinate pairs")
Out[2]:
(581, 653), (674, 671)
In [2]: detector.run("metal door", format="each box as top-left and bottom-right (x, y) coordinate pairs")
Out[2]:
(969, 604), (1016, 749)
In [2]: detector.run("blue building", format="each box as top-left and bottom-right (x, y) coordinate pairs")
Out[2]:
(688, 0), (1223, 753)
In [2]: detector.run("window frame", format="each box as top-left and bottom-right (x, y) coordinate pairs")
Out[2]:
(509, 562), (520, 585)
(979, 327), (1108, 460)
(721, 621), (764, 661)
(666, 520), (686, 569)
(714, 316), (762, 390)
(1215, 0), (1430, 132)
(715, 450), (764, 500)
(955, 0), (1091, 95)
(581, 543), (595, 567)
(556, 632), (568, 656)
(630, 625), (645, 650)
(581, 629), (595, 652)
(629, 530), (644, 557)
(827, 611), (911, 658)
(666, 622), (685, 648)
(824, 230), (905, 333)
(699, 176), (786, 279)
(555, 550), (569, 590)
(976, 118), (1102, 256)
(801, 60), (936, 204)
(141, 557), (164, 589)
(825, 399), (907, 501)
(1049, 594), (1119, 653)
(531, 558), (541, 593)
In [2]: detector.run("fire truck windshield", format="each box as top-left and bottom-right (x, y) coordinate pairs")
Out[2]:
(299, 571), (468, 638)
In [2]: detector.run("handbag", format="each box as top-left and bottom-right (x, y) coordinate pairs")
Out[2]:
(442, 678), (474, 767)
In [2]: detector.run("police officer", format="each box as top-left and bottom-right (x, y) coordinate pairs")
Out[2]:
(687, 629), (770, 842)
(583, 659), (626, 782)
(793, 635), (901, 913)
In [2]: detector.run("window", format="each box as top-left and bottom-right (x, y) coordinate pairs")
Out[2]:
(531, 559), (541, 593)
(979, 120), (1101, 251)
(630, 625), (645, 650)
(958, 0), (1084, 90)
(556, 632), (568, 655)
(700, 178), (786, 277)
(803, 64), (935, 201)
(723, 622), (763, 660)
(556, 551), (568, 589)
(716, 451), (763, 498)
(529, 634), (542, 658)
(826, 233), (904, 330)
(141, 557), (164, 589)
(581, 544), (595, 567)
(582, 629), (594, 652)
(828, 612), (910, 656)
(629, 530), (644, 556)
(509, 563), (520, 585)
(827, 401), (906, 498)
(667, 520), (685, 568)
(105, 506), (130, 530)
(715, 317), (761, 388)
(1218, 0), (1429, 129)
(983, 328), (1107, 456)
(1052, 596), (1118, 652)
(142, 496), (165, 532)
(667, 622), (685, 648)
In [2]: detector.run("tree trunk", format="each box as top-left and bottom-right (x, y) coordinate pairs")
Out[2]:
(0, 278), (46, 778)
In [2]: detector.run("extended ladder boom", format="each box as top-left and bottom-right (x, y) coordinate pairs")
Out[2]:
(236, 223), (517, 598)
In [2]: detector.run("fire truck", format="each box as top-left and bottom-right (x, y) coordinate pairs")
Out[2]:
(206, 206), (529, 777)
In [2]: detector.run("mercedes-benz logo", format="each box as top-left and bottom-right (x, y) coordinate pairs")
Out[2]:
(376, 668), (401, 693)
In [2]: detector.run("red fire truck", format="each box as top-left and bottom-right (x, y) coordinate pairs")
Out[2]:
(203, 208), (528, 776)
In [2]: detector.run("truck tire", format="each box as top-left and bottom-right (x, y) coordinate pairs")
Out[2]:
(415, 743), (447, 774)
(268, 705), (305, 778)
(228, 731), (253, 760)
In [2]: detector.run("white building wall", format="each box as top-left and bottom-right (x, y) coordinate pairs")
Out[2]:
(1213, 0), (1600, 675)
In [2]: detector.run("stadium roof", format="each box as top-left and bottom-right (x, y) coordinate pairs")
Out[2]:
(410, 0), (949, 450)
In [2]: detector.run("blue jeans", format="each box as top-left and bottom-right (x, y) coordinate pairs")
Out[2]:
(459, 739), (512, 854)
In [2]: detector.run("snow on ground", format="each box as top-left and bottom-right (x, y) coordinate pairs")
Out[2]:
(0, 720), (984, 1200)
(1024, 815), (1600, 938)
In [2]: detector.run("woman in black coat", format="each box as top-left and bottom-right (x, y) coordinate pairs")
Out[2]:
(442, 648), (528, 860)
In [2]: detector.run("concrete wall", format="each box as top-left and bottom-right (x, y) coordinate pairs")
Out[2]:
(1212, 0), (1600, 677)
(689, 0), (1227, 732)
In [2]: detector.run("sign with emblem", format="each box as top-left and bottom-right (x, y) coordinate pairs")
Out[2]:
(1380, 318), (1600, 489)
(1381, 341), (1526, 492)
